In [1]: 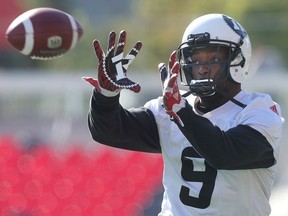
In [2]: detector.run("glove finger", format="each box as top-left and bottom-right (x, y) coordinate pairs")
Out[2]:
(168, 50), (177, 71)
(115, 30), (126, 56)
(105, 31), (118, 80)
(171, 61), (180, 75)
(122, 41), (142, 71)
(167, 73), (178, 88)
(107, 31), (116, 57)
(158, 63), (168, 90)
(93, 40), (104, 62)
(125, 41), (142, 62)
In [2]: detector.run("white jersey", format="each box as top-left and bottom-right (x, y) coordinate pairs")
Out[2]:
(145, 90), (284, 216)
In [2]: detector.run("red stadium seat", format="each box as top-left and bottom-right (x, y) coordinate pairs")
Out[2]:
(0, 136), (163, 215)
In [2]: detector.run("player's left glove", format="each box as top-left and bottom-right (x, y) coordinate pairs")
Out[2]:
(83, 30), (142, 96)
(158, 51), (185, 127)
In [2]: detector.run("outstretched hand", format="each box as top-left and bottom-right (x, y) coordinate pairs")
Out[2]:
(83, 30), (142, 95)
(158, 51), (185, 127)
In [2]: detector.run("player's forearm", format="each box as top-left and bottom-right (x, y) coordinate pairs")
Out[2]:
(176, 104), (275, 170)
(88, 90), (161, 153)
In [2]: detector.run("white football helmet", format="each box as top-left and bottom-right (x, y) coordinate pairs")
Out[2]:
(178, 14), (252, 91)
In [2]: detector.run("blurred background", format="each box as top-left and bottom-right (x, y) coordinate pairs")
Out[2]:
(0, 0), (287, 215)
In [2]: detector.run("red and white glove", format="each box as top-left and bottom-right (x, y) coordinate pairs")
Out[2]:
(83, 30), (142, 96)
(158, 51), (186, 127)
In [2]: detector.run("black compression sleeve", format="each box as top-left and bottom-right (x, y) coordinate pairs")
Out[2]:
(175, 102), (275, 170)
(88, 90), (161, 153)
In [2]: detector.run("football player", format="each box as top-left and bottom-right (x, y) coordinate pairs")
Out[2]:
(83, 14), (284, 216)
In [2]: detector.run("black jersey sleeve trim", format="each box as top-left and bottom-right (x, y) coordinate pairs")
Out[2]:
(88, 90), (161, 153)
(175, 102), (275, 170)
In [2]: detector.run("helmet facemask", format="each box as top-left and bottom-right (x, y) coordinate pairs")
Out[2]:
(177, 32), (245, 97)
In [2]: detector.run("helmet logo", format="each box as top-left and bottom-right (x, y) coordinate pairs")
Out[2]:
(222, 15), (247, 39)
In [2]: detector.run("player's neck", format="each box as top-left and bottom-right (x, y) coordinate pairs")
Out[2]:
(197, 87), (241, 113)
(196, 95), (226, 113)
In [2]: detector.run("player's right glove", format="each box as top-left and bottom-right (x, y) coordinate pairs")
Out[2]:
(83, 30), (142, 96)
(158, 51), (186, 127)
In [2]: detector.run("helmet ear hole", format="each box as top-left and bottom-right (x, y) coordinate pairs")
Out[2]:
(229, 50), (249, 83)
(229, 64), (248, 83)
(228, 68), (239, 83)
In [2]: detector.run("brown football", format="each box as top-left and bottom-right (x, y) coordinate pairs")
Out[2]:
(5, 7), (84, 60)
